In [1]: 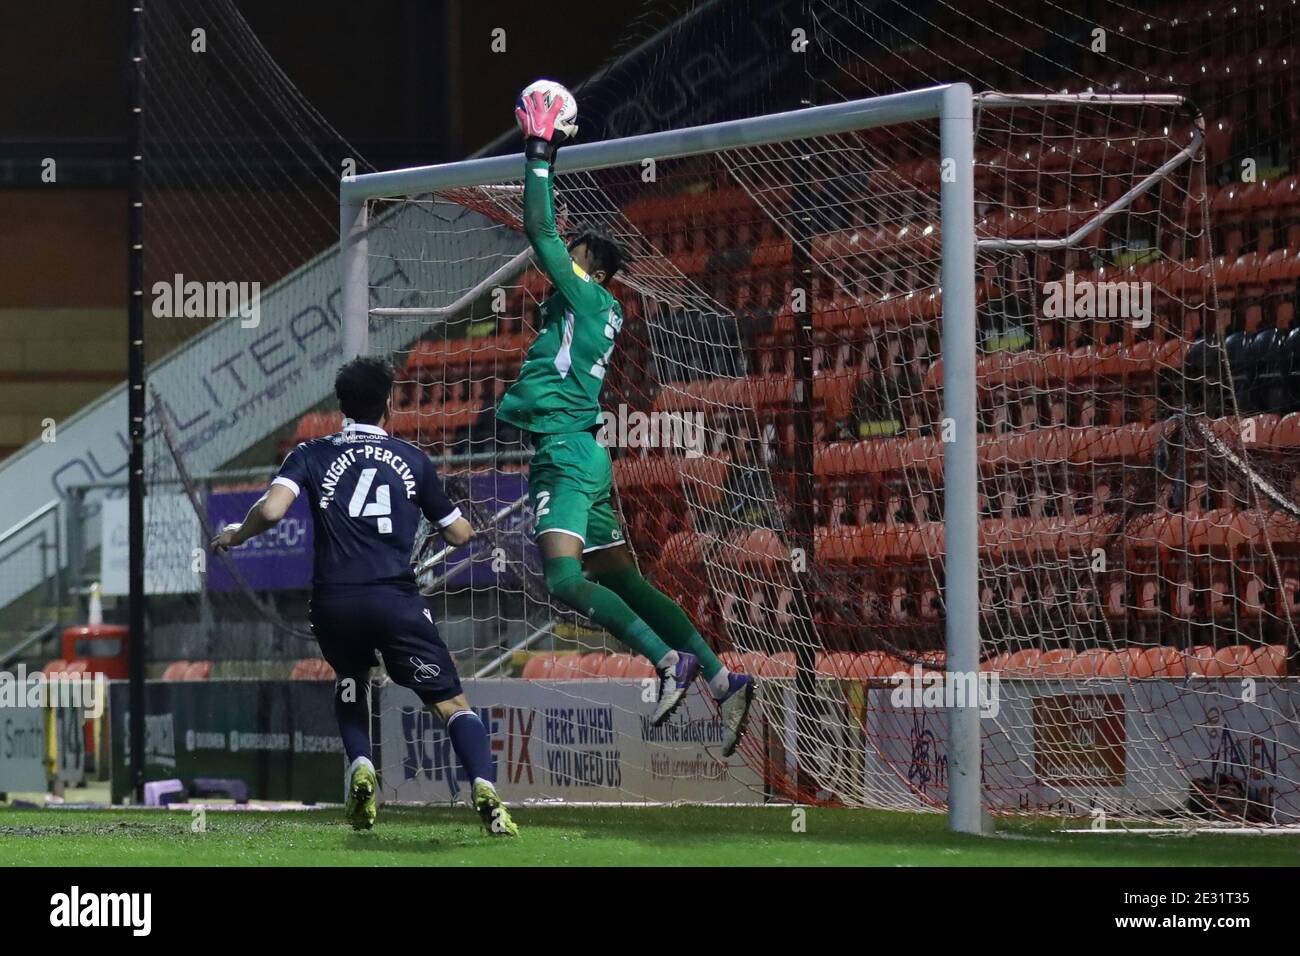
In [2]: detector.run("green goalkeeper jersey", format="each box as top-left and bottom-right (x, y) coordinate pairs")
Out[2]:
(497, 158), (624, 435)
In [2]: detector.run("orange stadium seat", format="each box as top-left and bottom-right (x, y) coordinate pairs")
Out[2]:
(1102, 647), (1146, 676)
(611, 455), (680, 493)
(680, 454), (729, 506)
(726, 528), (792, 568)
(1253, 645), (1287, 677)
(161, 660), (191, 681)
(42, 659), (92, 681)
(654, 531), (706, 573)
(1132, 646), (1186, 678)
(387, 402), (481, 441)
(816, 651), (854, 679)
(1184, 645), (1218, 677)
(1002, 648), (1043, 677)
(600, 653), (635, 678)
(718, 650), (746, 672)
(751, 652), (795, 678)
(290, 658), (336, 680)
(1036, 648), (1076, 678)
(1263, 411), (1300, 449)
(857, 650), (906, 678)
(980, 651), (1010, 673)
(624, 655), (656, 679)
(1205, 645), (1259, 677)
(182, 660), (212, 681)
(1068, 648), (1114, 677)
(815, 525), (886, 565)
(908, 649), (940, 673)
(521, 653), (558, 680)
(293, 411), (343, 443)
(576, 652), (607, 678)
(404, 333), (528, 375)
(547, 654), (586, 680)
(720, 650), (767, 675)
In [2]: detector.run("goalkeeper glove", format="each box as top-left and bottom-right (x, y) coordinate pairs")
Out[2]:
(515, 89), (570, 163)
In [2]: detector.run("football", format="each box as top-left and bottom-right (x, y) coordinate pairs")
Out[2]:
(516, 78), (579, 140)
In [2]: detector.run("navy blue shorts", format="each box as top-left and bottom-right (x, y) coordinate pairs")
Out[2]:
(308, 583), (463, 705)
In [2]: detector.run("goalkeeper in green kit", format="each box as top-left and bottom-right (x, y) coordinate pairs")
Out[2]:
(499, 84), (754, 756)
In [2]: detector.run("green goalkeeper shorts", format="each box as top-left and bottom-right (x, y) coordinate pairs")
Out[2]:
(527, 430), (626, 553)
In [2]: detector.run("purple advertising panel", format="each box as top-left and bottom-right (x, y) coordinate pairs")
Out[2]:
(207, 490), (314, 591)
(433, 471), (540, 590)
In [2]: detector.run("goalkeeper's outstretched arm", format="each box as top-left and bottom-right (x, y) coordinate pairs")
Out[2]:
(516, 89), (602, 309)
(522, 160), (601, 308)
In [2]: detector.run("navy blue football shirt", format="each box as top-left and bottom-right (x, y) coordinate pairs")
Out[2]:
(272, 423), (461, 588)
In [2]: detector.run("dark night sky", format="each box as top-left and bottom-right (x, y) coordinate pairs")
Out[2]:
(0, 0), (700, 172)
(0, 0), (699, 456)
(0, 0), (702, 349)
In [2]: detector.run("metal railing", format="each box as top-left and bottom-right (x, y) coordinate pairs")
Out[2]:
(0, 499), (66, 661)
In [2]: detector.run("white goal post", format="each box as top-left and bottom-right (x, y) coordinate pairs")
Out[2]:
(339, 85), (1206, 833)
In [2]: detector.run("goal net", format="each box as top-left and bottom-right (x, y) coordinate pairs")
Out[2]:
(345, 87), (1300, 827)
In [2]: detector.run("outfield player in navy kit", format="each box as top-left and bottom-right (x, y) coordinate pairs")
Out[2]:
(211, 357), (517, 836)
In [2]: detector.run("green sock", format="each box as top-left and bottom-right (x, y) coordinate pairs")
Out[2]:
(543, 556), (672, 665)
(594, 563), (724, 680)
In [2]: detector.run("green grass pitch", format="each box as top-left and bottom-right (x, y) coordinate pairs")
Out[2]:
(1, 805), (1298, 866)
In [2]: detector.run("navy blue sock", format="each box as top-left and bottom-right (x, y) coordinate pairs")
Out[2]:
(445, 709), (494, 784)
(334, 674), (371, 763)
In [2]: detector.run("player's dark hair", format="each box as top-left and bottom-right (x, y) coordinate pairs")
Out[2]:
(335, 356), (394, 424)
(568, 226), (629, 284)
